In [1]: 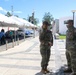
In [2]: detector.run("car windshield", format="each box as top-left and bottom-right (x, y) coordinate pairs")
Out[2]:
(17, 30), (23, 31)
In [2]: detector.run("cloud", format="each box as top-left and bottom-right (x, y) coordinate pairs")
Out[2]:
(0, 7), (7, 13)
(9, 10), (22, 14)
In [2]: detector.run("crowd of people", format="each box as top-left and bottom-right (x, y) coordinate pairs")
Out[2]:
(0, 28), (35, 46)
(0, 29), (17, 45)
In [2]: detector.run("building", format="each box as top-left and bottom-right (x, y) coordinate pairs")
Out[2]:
(52, 19), (59, 35)
(59, 16), (76, 34)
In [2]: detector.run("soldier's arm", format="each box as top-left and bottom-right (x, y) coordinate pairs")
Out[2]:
(49, 31), (53, 46)
(39, 30), (44, 42)
(39, 30), (41, 42)
(39, 29), (42, 42)
(51, 32), (53, 45)
(39, 33), (42, 42)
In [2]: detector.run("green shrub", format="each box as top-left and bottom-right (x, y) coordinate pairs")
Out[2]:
(59, 35), (66, 39)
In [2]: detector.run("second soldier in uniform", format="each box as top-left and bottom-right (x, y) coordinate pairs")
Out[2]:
(64, 20), (76, 75)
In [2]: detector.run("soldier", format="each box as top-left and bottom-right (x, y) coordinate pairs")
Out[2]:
(39, 21), (53, 74)
(64, 20), (76, 75)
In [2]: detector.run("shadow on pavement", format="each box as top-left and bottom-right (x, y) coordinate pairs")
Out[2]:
(35, 66), (71, 75)
(54, 66), (71, 75)
(35, 72), (54, 75)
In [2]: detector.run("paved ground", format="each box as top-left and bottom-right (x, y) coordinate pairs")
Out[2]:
(0, 36), (70, 75)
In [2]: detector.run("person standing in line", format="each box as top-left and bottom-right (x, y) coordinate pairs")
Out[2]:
(0, 29), (6, 45)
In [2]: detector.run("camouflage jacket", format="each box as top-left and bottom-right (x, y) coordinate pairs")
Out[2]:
(66, 27), (76, 49)
(39, 28), (53, 46)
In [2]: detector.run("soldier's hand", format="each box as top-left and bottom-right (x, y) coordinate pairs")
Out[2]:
(48, 42), (53, 46)
(40, 41), (44, 45)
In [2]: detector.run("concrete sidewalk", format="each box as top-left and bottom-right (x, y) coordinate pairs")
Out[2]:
(0, 36), (67, 75)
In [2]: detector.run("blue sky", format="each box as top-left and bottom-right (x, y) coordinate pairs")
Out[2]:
(0, 0), (76, 23)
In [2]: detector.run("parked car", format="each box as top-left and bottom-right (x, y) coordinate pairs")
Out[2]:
(5, 30), (18, 41)
(17, 29), (24, 37)
(54, 33), (59, 39)
(17, 29), (31, 37)
(25, 29), (31, 35)
(28, 29), (34, 34)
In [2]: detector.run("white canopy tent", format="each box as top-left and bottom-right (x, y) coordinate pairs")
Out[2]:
(9, 16), (24, 26)
(27, 22), (34, 27)
(10, 16), (37, 28)
(10, 16), (30, 27)
(0, 13), (18, 27)
(0, 14), (37, 28)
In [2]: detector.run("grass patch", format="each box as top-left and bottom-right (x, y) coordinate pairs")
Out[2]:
(59, 35), (66, 39)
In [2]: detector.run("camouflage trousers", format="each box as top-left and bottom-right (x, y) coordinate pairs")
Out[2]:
(40, 45), (51, 68)
(66, 49), (76, 73)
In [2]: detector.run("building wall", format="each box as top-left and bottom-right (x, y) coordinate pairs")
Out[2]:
(55, 19), (59, 33)
(52, 19), (59, 35)
(59, 16), (76, 34)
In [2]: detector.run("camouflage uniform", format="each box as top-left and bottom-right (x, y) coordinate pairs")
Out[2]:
(66, 27), (76, 73)
(39, 28), (53, 70)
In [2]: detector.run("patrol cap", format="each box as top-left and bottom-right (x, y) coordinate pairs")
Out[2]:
(43, 21), (50, 26)
(64, 20), (73, 25)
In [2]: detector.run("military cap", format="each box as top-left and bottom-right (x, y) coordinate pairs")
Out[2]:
(64, 20), (73, 25)
(43, 21), (50, 26)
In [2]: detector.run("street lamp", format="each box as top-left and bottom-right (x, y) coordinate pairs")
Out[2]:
(32, 11), (35, 38)
(72, 10), (76, 26)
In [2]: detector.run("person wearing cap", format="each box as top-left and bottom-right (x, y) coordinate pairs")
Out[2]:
(64, 20), (76, 75)
(39, 21), (53, 74)
(0, 29), (5, 45)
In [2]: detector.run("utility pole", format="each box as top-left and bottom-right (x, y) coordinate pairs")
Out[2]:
(11, 6), (13, 16)
(32, 11), (35, 38)
(73, 12), (75, 26)
(72, 10), (76, 26)
(32, 11), (35, 24)
(11, 5), (16, 45)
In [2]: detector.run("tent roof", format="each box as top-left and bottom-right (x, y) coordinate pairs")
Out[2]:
(10, 16), (36, 27)
(0, 13), (18, 27)
(0, 14), (37, 28)
(10, 16), (29, 26)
